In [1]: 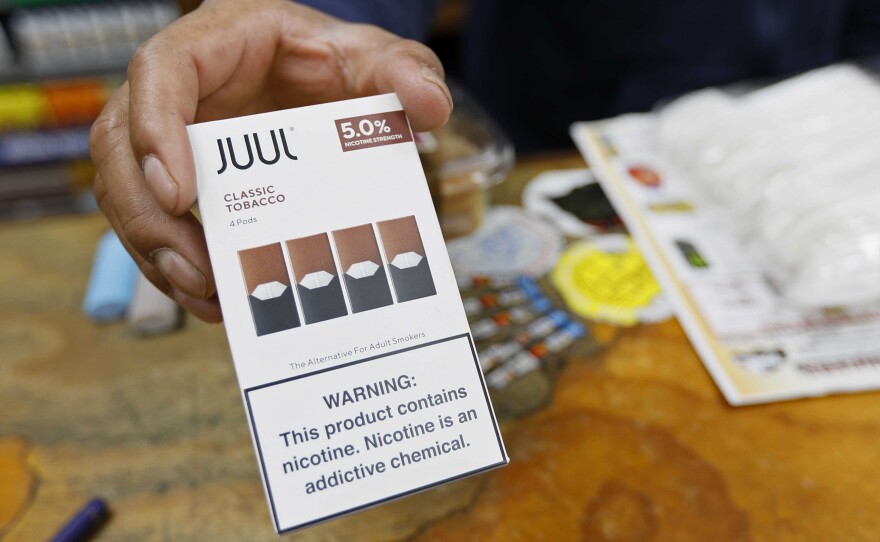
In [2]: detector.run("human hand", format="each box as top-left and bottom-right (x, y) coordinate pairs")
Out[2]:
(89, 0), (452, 322)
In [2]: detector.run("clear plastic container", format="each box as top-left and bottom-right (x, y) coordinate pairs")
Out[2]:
(418, 82), (514, 239)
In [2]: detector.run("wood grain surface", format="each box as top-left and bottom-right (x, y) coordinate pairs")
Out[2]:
(2, 156), (880, 541)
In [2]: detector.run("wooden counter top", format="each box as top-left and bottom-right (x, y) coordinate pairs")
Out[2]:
(2, 155), (879, 541)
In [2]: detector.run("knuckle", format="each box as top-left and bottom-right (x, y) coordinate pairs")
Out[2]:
(394, 38), (431, 56)
(406, 42), (442, 71)
(395, 38), (424, 52)
(127, 37), (161, 79)
(132, 116), (164, 157)
(89, 101), (128, 163)
(119, 202), (164, 253)
(92, 173), (108, 209)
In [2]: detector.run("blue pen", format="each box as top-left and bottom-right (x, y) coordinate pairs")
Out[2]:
(50, 498), (109, 542)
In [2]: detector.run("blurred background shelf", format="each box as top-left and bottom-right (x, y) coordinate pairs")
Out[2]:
(0, 0), (470, 222)
(0, 0), (178, 220)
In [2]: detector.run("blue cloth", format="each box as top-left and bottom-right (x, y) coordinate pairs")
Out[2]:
(298, 0), (880, 152)
(82, 230), (139, 323)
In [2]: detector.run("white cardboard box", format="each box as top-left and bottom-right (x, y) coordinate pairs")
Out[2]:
(188, 94), (507, 533)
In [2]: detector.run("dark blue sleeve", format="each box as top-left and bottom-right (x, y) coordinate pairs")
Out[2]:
(297, 0), (440, 41)
(844, 0), (880, 57)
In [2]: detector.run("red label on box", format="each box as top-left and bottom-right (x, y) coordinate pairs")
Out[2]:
(335, 110), (413, 152)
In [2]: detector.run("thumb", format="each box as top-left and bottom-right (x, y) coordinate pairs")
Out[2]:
(331, 24), (453, 132)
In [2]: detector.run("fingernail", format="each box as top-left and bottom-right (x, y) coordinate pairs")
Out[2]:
(143, 155), (179, 212)
(420, 63), (453, 110)
(153, 249), (207, 298)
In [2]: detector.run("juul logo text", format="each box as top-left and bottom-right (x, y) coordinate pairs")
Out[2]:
(216, 129), (297, 175)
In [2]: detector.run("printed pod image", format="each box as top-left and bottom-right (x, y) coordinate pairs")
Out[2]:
(377, 215), (436, 302)
(332, 224), (394, 313)
(286, 233), (348, 324)
(239, 243), (301, 336)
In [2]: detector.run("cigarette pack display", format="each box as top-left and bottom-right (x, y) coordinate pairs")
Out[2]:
(0, 126), (91, 167)
(7, 0), (178, 72)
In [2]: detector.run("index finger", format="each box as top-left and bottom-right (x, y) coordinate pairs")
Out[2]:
(127, 1), (451, 217)
(125, 3), (279, 216)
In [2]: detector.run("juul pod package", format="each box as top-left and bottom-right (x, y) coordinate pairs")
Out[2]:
(187, 94), (507, 534)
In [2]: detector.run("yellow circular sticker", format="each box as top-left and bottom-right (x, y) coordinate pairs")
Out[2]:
(551, 235), (669, 326)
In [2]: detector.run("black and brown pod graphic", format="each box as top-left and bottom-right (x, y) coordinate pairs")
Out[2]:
(238, 243), (300, 336)
(331, 224), (393, 313)
(377, 215), (436, 302)
(286, 233), (348, 324)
